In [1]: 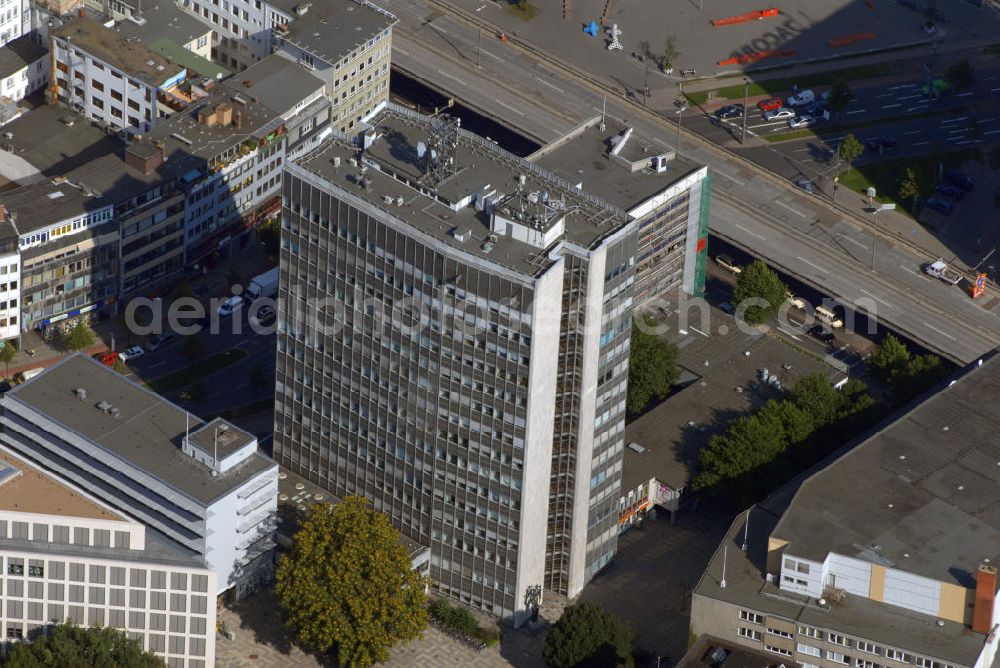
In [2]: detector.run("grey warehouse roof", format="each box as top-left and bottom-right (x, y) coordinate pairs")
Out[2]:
(773, 354), (1000, 587)
(4, 354), (275, 505)
(271, 0), (395, 65)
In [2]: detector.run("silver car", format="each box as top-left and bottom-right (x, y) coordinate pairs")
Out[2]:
(763, 107), (795, 121)
(788, 114), (814, 129)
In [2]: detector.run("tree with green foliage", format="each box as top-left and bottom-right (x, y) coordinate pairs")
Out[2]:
(867, 333), (949, 405)
(899, 167), (921, 213)
(946, 59), (974, 88)
(62, 321), (95, 352)
(838, 133), (864, 173)
(4, 621), (165, 668)
(828, 79), (854, 112)
(257, 218), (281, 256)
(626, 318), (679, 414)
(182, 333), (207, 362)
(275, 497), (429, 667)
(867, 333), (910, 382)
(733, 260), (788, 325)
(543, 602), (634, 668)
(0, 343), (15, 378)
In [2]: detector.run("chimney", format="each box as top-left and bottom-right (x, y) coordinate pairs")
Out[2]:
(973, 564), (997, 634)
(215, 102), (233, 126)
(234, 110), (242, 129)
(198, 108), (217, 126)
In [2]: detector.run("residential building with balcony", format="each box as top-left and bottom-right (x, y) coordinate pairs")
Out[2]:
(0, 445), (217, 667)
(691, 354), (1000, 668)
(0, 354), (279, 599)
(274, 104), (708, 620)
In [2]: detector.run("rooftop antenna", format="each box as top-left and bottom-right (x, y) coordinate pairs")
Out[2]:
(720, 546), (728, 589)
(185, 411), (190, 451)
(213, 425), (219, 469)
(600, 95), (607, 132)
(742, 508), (750, 552)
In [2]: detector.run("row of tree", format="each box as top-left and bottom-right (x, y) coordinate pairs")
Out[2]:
(693, 373), (876, 503)
(867, 332), (949, 406)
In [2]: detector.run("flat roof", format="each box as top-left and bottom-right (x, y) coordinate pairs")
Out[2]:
(187, 418), (256, 459)
(148, 39), (230, 81)
(271, 0), (394, 65)
(1, 105), (126, 176)
(53, 18), (185, 87)
(234, 54), (325, 117)
(295, 105), (630, 277)
(0, 447), (123, 521)
(4, 354), (276, 505)
(0, 36), (47, 80)
(531, 117), (704, 213)
(621, 315), (845, 492)
(773, 354), (1000, 587)
(694, 498), (988, 666)
(115, 2), (211, 50)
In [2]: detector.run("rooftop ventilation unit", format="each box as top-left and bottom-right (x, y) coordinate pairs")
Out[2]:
(451, 227), (471, 242)
(96, 400), (111, 412)
(73, 388), (87, 400)
(395, 196), (404, 206)
(109, 407), (120, 419)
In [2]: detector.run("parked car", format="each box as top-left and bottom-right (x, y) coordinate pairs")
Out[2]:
(763, 107), (795, 121)
(808, 325), (835, 344)
(945, 169), (975, 192)
(715, 254), (742, 274)
(866, 136), (898, 152)
(788, 114), (814, 128)
(93, 351), (119, 367)
(802, 100), (828, 115)
(715, 104), (745, 119)
(145, 332), (176, 352)
(758, 98), (783, 112)
(217, 296), (244, 318)
(925, 197), (954, 215)
(250, 305), (276, 327)
(937, 184), (965, 200)
(786, 89), (816, 107)
(118, 346), (145, 362)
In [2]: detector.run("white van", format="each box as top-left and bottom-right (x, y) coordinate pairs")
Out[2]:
(815, 305), (844, 329)
(17, 367), (44, 383)
(786, 89), (816, 107)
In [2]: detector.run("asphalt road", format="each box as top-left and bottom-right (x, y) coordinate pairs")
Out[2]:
(381, 1), (1000, 364)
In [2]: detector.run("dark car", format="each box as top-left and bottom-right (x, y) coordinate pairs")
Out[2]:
(866, 136), (898, 152)
(757, 98), (783, 112)
(802, 100), (828, 115)
(808, 325), (835, 344)
(937, 183), (964, 200)
(925, 197), (955, 216)
(715, 104), (745, 119)
(945, 169), (975, 193)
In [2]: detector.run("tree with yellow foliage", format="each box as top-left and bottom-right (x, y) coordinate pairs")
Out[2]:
(275, 496), (429, 667)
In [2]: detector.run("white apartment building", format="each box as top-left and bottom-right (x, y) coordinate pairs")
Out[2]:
(0, 354), (279, 600)
(50, 17), (189, 135)
(0, 0), (27, 48)
(0, 247), (18, 342)
(0, 36), (47, 109)
(0, 446), (217, 667)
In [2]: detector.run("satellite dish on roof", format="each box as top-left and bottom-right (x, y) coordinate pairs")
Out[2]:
(417, 141), (426, 158)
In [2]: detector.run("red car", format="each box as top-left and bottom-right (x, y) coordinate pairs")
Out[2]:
(93, 351), (119, 366)
(758, 98), (783, 112)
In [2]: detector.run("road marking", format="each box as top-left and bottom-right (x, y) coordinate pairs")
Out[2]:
(847, 109), (867, 115)
(956, 139), (979, 145)
(984, 129), (1000, 135)
(888, 83), (917, 90)
(902, 130), (921, 135)
(735, 223), (766, 240)
(941, 116), (967, 124)
(875, 93), (892, 98)
(922, 321), (957, 341)
(912, 141), (929, 146)
(897, 94), (922, 101)
(394, 46), (411, 56)
(494, 99), (525, 116)
(776, 201), (807, 217)
(797, 256), (829, 273)
(992, 87), (1000, 92)
(481, 49), (505, 62)
(429, 23), (448, 34)
(792, 147), (811, 153)
(534, 76), (565, 93)
(957, 92), (974, 97)
(859, 288), (894, 308)
(689, 326), (709, 337)
(436, 69), (468, 87)
(778, 325), (803, 341)
(837, 233), (868, 249)
(905, 105), (928, 112)
(900, 264), (930, 279)
(947, 127), (967, 133)
(715, 170), (746, 186)
(882, 103), (902, 109)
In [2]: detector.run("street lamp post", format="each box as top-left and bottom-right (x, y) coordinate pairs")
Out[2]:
(476, 3), (487, 68)
(871, 203), (896, 271)
(832, 176), (839, 203)
(741, 77), (749, 144)
(675, 101), (688, 154)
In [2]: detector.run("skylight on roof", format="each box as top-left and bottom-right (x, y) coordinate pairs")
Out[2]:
(47, 191), (65, 199)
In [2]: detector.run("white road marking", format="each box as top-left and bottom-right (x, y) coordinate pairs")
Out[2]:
(429, 23), (448, 34)
(956, 139), (979, 145)
(912, 141), (929, 146)
(494, 99), (525, 116)
(922, 321), (957, 341)
(847, 109), (867, 115)
(900, 264), (930, 279)
(534, 76), (565, 93)
(957, 92), (975, 97)
(776, 201), (807, 217)
(875, 93), (892, 98)
(778, 325), (803, 341)
(905, 105), (929, 112)
(797, 256), (829, 273)
(715, 170), (746, 186)
(902, 130), (921, 135)
(992, 87), (1000, 92)
(481, 49), (505, 62)
(882, 103), (902, 109)
(436, 69), (468, 87)
(690, 326), (710, 337)
(947, 127), (967, 133)
(860, 288), (894, 308)
(897, 94), (922, 101)
(394, 46), (411, 56)
(941, 116), (967, 124)
(735, 223), (766, 240)
(837, 233), (868, 249)
(983, 129), (1000, 135)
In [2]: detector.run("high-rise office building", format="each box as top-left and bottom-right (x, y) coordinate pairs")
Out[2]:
(274, 105), (709, 619)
